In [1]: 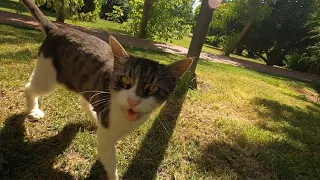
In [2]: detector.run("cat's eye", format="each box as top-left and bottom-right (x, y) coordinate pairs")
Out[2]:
(121, 76), (131, 86)
(148, 85), (159, 94)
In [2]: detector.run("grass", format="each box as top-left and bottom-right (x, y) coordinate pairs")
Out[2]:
(0, 0), (266, 64)
(1, 24), (320, 179)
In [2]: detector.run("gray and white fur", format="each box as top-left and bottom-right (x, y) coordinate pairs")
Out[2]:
(21, 0), (192, 179)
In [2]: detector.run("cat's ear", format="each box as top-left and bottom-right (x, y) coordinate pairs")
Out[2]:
(167, 58), (193, 78)
(109, 35), (129, 59)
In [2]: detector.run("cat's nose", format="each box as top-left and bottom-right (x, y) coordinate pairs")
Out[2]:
(127, 97), (139, 107)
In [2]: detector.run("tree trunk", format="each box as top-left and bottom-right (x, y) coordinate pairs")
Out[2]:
(56, 0), (65, 23)
(224, 15), (256, 56)
(266, 46), (282, 66)
(187, 0), (214, 89)
(308, 63), (320, 75)
(139, 0), (153, 38)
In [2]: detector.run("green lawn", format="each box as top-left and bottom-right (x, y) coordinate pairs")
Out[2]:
(0, 0), (266, 64)
(1, 24), (320, 179)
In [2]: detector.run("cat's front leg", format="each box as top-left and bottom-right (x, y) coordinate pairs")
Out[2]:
(97, 129), (118, 180)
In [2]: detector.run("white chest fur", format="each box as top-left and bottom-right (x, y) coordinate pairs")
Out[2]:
(96, 96), (151, 180)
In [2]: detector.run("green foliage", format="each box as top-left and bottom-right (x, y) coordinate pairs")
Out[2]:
(105, 5), (125, 22)
(307, 26), (320, 63)
(100, 0), (129, 22)
(220, 32), (239, 52)
(284, 52), (314, 72)
(284, 11), (320, 72)
(205, 35), (221, 47)
(72, 0), (102, 21)
(127, 0), (194, 41)
(36, 0), (102, 22)
(36, 0), (84, 18)
(208, 0), (319, 69)
(126, 0), (143, 36)
(192, 3), (201, 31)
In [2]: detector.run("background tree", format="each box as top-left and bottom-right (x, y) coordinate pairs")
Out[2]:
(139, 0), (153, 38)
(206, 0), (318, 70)
(55, 0), (65, 22)
(128, 0), (194, 41)
(187, 0), (217, 88)
(223, 0), (260, 56)
(100, 0), (129, 22)
(36, 0), (102, 23)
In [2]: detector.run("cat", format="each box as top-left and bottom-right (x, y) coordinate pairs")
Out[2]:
(20, 0), (192, 179)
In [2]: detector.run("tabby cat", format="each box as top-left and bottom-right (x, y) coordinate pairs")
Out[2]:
(21, 0), (192, 179)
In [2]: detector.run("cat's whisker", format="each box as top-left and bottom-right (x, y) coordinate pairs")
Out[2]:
(97, 104), (110, 120)
(91, 97), (110, 105)
(89, 92), (110, 103)
(91, 99), (110, 108)
(80, 90), (110, 94)
(91, 98), (110, 106)
(95, 101), (111, 111)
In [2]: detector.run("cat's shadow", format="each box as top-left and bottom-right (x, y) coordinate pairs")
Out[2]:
(0, 113), (86, 179)
(1, 93), (186, 180)
(123, 92), (187, 179)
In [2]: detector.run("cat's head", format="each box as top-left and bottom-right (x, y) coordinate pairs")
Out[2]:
(108, 36), (192, 122)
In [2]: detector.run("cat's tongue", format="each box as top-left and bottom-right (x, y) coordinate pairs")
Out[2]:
(127, 109), (138, 121)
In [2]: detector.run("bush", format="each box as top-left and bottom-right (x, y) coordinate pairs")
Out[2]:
(205, 36), (220, 47)
(220, 33), (239, 53)
(36, 0), (101, 22)
(105, 5), (125, 23)
(284, 52), (317, 72)
(75, 0), (102, 22)
(127, 0), (193, 41)
(100, 0), (129, 22)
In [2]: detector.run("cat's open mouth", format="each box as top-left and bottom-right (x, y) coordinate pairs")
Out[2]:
(125, 108), (139, 122)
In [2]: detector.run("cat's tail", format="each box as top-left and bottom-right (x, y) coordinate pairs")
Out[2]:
(21, 0), (58, 35)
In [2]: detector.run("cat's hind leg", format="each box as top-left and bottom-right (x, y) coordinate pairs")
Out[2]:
(24, 53), (57, 119)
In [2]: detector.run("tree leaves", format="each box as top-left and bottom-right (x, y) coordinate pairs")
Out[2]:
(127, 0), (194, 41)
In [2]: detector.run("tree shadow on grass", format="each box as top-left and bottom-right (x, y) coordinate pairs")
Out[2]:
(122, 93), (187, 179)
(197, 98), (320, 179)
(0, 24), (42, 44)
(253, 98), (320, 145)
(252, 98), (320, 178)
(0, 113), (86, 179)
(197, 137), (275, 179)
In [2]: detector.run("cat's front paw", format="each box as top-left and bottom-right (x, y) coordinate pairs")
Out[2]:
(27, 109), (45, 119)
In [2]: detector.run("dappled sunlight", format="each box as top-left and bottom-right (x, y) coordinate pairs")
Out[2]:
(1, 23), (320, 179)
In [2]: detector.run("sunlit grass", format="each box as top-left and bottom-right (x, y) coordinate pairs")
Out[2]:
(1, 21), (320, 180)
